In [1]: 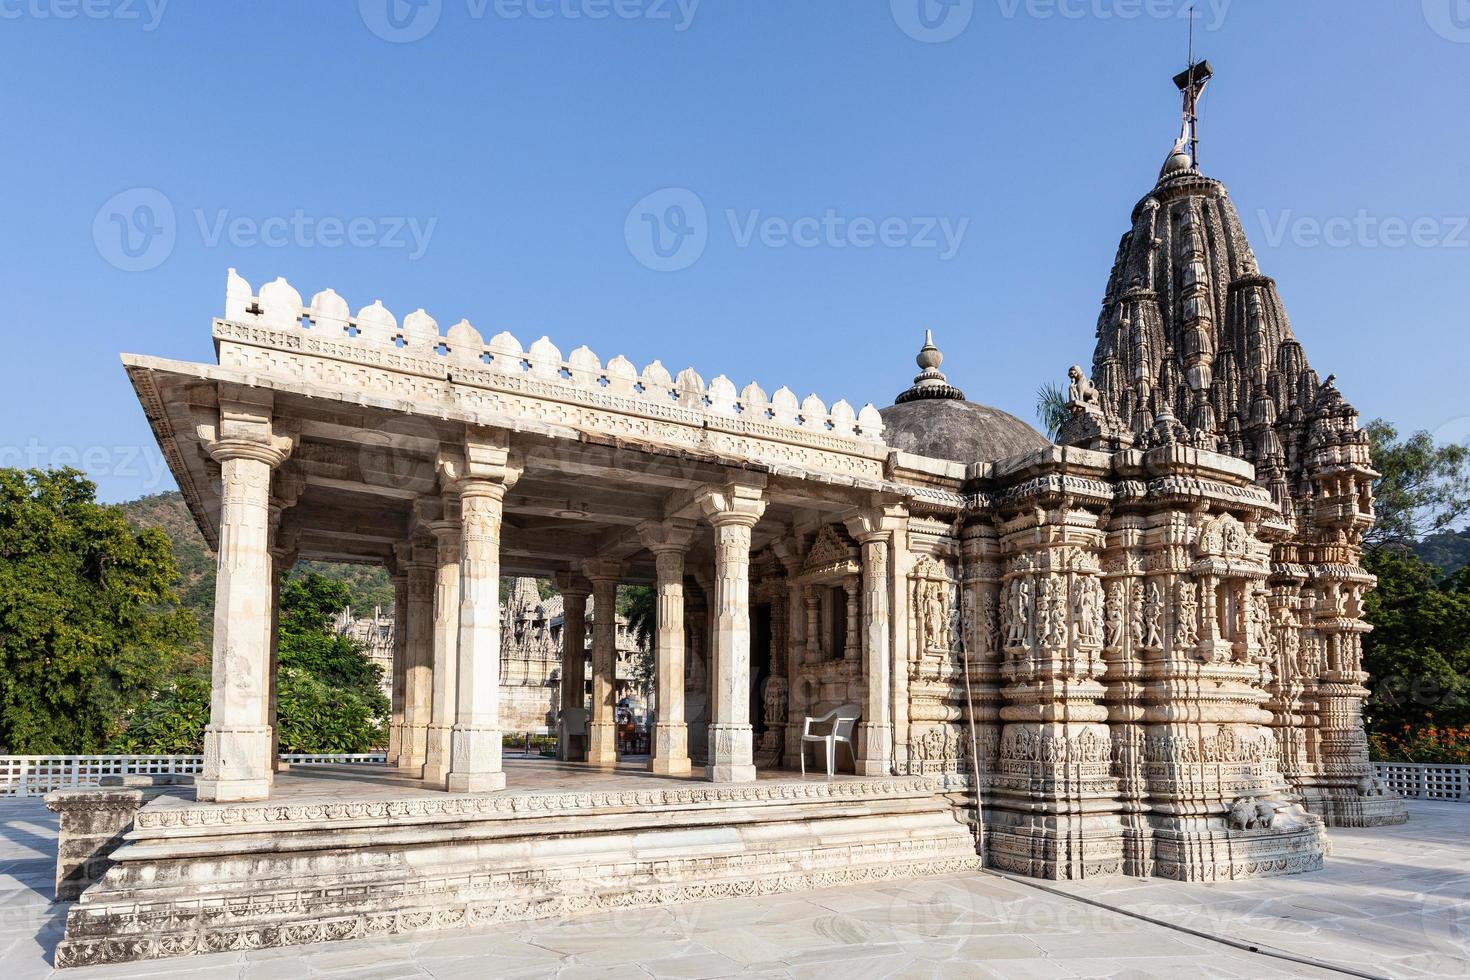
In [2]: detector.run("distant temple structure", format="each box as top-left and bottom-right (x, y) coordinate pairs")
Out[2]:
(334, 579), (649, 734)
(55, 64), (1408, 967)
(332, 605), (394, 699)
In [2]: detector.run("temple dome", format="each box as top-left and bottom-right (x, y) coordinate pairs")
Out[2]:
(880, 332), (1050, 464)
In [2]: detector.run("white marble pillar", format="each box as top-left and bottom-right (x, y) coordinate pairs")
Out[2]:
(700, 482), (767, 783)
(445, 476), (512, 793)
(847, 506), (903, 777)
(264, 565), (283, 778)
(555, 577), (590, 762)
(398, 543), (436, 772)
(196, 396), (295, 803)
(387, 569), (408, 766)
(421, 508), (462, 788)
(856, 535), (894, 775)
(585, 561), (622, 768)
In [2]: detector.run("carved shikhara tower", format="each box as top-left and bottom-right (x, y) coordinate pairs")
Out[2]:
(1051, 71), (1406, 833)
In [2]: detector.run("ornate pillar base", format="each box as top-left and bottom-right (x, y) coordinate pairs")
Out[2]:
(651, 722), (691, 776)
(705, 723), (756, 783)
(197, 725), (272, 802)
(421, 724), (454, 786)
(587, 724), (618, 768)
(445, 728), (506, 793)
(1298, 783), (1409, 827)
(855, 722), (893, 776)
(386, 723), (402, 767)
(397, 725), (428, 772)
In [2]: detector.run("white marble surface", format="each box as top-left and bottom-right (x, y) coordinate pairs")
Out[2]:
(3, 798), (1465, 978)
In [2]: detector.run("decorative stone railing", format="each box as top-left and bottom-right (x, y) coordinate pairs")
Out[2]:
(1, 753), (387, 797)
(213, 271), (888, 479)
(1373, 761), (1470, 803)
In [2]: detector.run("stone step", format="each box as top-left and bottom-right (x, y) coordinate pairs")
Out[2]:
(56, 777), (981, 967)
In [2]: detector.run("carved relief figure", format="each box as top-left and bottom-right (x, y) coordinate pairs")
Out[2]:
(762, 676), (788, 728)
(925, 580), (949, 650)
(1174, 581), (1199, 648)
(1006, 577), (1032, 649)
(982, 589), (1000, 655)
(1141, 581), (1164, 648)
(1043, 578), (1068, 648)
(1250, 596), (1272, 661)
(1275, 606), (1301, 679)
(1074, 577), (1101, 645)
(1104, 581), (1125, 649)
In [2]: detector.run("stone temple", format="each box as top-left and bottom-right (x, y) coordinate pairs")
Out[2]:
(50, 70), (1406, 966)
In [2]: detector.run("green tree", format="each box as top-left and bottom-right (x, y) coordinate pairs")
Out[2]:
(275, 573), (389, 750)
(0, 468), (197, 753)
(620, 584), (656, 697)
(1364, 419), (1470, 551)
(111, 571), (389, 754)
(109, 674), (210, 754)
(1361, 548), (1470, 742)
(1035, 382), (1069, 442)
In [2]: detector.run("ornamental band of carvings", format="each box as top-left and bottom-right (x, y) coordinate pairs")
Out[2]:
(132, 777), (939, 830)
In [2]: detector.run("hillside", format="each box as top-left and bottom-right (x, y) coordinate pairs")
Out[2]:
(117, 492), (394, 638)
(1415, 529), (1470, 576)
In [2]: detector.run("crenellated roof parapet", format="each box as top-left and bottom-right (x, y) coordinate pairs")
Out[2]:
(212, 270), (889, 482)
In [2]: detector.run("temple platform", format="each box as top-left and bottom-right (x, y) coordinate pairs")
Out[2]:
(52, 758), (981, 967)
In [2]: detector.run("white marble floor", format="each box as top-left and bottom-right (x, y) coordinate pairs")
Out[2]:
(1, 797), (1464, 979)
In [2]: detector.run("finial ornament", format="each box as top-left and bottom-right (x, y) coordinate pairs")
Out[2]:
(895, 331), (965, 404)
(1163, 9), (1212, 178)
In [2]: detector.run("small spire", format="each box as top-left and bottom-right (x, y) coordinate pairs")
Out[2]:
(895, 331), (966, 404)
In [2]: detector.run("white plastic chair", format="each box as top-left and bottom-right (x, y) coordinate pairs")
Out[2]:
(800, 705), (861, 778)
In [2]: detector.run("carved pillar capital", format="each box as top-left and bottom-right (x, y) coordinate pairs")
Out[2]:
(554, 570), (593, 599)
(844, 501), (907, 544)
(581, 557), (625, 586)
(698, 481), (767, 529)
(637, 517), (698, 554)
(197, 390), (297, 470)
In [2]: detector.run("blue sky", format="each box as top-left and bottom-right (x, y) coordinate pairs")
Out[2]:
(2, 0), (1468, 503)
